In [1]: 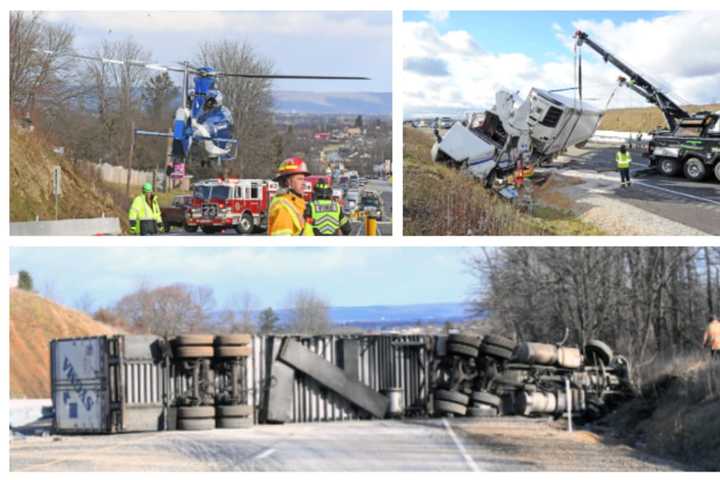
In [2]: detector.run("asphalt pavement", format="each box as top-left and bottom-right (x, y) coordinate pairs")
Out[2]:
(549, 145), (720, 235)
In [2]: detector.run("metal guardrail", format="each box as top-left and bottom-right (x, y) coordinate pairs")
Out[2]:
(10, 217), (122, 236)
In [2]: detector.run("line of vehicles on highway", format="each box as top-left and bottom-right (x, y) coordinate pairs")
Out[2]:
(160, 170), (384, 234)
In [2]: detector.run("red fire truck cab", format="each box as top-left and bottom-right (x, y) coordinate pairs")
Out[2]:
(186, 178), (279, 235)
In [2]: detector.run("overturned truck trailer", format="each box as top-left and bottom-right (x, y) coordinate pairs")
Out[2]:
(432, 89), (603, 184)
(50, 333), (633, 434)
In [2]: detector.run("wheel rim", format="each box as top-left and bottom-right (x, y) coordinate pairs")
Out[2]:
(661, 160), (674, 174)
(689, 164), (700, 177)
(240, 216), (251, 232)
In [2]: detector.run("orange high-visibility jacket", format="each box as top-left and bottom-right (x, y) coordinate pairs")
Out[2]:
(267, 191), (307, 236)
(704, 320), (720, 350)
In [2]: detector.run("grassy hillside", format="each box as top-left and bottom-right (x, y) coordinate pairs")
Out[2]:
(598, 104), (720, 132)
(601, 355), (720, 470)
(10, 122), (128, 229)
(403, 127), (602, 235)
(10, 288), (117, 399)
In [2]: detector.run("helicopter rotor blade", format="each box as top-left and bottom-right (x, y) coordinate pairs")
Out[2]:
(31, 48), (187, 73)
(216, 72), (370, 80)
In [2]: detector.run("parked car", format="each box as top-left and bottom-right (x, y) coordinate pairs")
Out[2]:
(160, 194), (193, 232)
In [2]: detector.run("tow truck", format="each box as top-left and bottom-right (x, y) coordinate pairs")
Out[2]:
(185, 178), (278, 234)
(575, 30), (720, 182)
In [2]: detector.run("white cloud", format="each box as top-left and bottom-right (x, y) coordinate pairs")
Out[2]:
(43, 11), (390, 40)
(427, 11), (449, 23)
(404, 12), (720, 118)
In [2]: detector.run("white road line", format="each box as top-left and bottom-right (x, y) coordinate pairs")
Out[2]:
(251, 447), (275, 461)
(442, 418), (480, 472)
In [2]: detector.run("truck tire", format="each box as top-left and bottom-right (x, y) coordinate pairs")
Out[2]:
(178, 417), (215, 431)
(435, 389), (470, 405)
(215, 334), (252, 346)
(447, 334), (483, 348)
(471, 391), (502, 408)
(184, 224), (198, 233)
(714, 162), (720, 182)
(658, 157), (681, 177)
(176, 335), (214, 346)
(483, 335), (516, 351)
(684, 157), (707, 181)
(434, 400), (468, 416)
(585, 340), (614, 366)
(216, 405), (253, 417)
(178, 406), (215, 418)
(215, 346), (252, 358)
(217, 416), (254, 429)
(235, 213), (255, 235)
(175, 346), (214, 358)
(447, 343), (479, 359)
(480, 343), (513, 361)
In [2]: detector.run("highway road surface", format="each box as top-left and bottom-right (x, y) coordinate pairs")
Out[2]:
(11, 417), (680, 472)
(543, 145), (720, 235)
(165, 179), (392, 236)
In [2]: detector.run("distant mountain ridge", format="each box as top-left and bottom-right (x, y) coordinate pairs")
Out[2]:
(272, 91), (391, 115)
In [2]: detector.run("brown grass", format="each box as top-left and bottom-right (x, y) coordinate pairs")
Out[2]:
(598, 104), (720, 132)
(10, 288), (117, 399)
(604, 354), (720, 470)
(10, 121), (129, 230)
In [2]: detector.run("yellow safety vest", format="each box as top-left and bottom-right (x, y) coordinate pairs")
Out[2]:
(128, 194), (161, 235)
(308, 200), (345, 235)
(616, 151), (632, 169)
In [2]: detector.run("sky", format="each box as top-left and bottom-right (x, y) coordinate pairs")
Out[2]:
(42, 11), (391, 92)
(9, 247), (481, 311)
(403, 11), (720, 118)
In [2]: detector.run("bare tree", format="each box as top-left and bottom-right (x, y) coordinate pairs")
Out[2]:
(196, 40), (276, 178)
(286, 289), (332, 335)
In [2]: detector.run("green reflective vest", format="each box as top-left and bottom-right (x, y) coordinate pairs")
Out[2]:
(616, 151), (632, 169)
(128, 194), (161, 235)
(308, 199), (345, 235)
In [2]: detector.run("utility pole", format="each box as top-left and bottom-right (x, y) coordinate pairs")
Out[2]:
(125, 121), (136, 203)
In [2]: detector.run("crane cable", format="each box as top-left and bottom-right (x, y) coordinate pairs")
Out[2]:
(557, 42), (585, 154)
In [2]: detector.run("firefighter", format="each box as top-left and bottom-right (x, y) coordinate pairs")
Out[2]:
(304, 179), (351, 236)
(703, 315), (720, 360)
(616, 144), (632, 188)
(268, 157), (311, 236)
(128, 182), (163, 235)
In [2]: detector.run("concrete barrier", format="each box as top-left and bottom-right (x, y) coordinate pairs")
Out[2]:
(10, 399), (52, 428)
(588, 130), (651, 147)
(11, 217), (122, 236)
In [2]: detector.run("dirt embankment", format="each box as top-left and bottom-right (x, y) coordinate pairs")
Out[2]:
(10, 288), (117, 399)
(598, 356), (720, 470)
(598, 104), (720, 132)
(10, 122), (128, 228)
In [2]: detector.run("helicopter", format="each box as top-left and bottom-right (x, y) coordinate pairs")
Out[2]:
(32, 48), (369, 174)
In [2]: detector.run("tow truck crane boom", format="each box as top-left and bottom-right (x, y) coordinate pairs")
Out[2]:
(574, 30), (690, 131)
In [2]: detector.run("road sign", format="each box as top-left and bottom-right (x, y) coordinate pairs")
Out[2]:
(52, 166), (62, 196)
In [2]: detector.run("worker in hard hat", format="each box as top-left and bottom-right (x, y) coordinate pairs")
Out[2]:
(616, 144), (632, 188)
(128, 182), (163, 235)
(304, 179), (351, 236)
(703, 315), (720, 360)
(268, 157), (311, 236)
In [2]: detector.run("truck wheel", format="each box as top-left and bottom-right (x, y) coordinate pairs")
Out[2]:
(215, 345), (252, 358)
(435, 389), (470, 405)
(658, 157), (681, 177)
(447, 343), (479, 359)
(216, 405), (253, 417)
(434, 400), (468, 416)
(471, 391), (501, 408)
(183, 224), (198, 233)
(714, 162), (720, 182)
(217, 416), (254, 429)
(175, 346), (214, 358)
(176, 335), (214, 346)
(480, 343), (513, 361)
(178, 406), (215, 418)
(447, 334), (483, 348)
(585, 340), (614, 366)
(235, 213), (254, 235)
(469, 405), (498, 417)
(215, 334), (252, 346)
(178, 417), (215, 431)
(483, 335), (516, 351)
(683, 158), (707, 181)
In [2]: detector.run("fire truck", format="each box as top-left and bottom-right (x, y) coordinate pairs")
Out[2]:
(185, 178), (279, 234)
